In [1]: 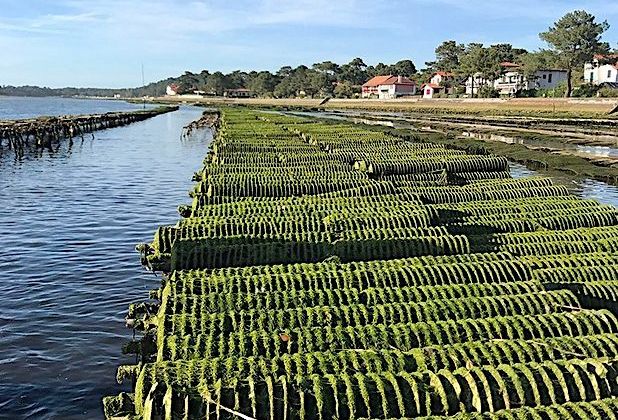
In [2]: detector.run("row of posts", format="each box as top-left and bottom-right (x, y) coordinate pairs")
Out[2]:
(0, 106), (178, 152)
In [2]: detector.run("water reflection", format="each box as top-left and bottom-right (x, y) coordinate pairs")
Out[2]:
(577, 145), (618, 158)
(0, 106), (210, 419)
(509, 161), (618, 207)
(460, 131), (618, 159)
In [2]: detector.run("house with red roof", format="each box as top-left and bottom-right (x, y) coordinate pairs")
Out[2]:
(422, 71), (456, 98)
(421, 83), (444, 99)
(361, 75), (416, 99)
(584, 55), (618, 86)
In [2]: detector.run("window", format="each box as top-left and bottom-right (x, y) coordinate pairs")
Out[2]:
(590, 72), (594, 82)
(608, 69), (613, 78)
(542, 74), (547, 79)
(548, 74), (552, 83)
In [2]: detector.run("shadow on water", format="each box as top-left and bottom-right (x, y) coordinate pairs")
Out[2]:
(0, 104), (211, 419)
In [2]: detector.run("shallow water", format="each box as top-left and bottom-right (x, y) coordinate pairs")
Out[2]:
(460, 131), (618, 159)
(302, 109), (618, 159)
(0, 96), (153, 120)
(508, 162), (618, 207)
(0, 103), (210, 419)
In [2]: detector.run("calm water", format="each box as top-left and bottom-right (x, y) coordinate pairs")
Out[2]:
(0, 99), (210, 419)
(0, 96), (152, 120)
(510, 161), (618, 207)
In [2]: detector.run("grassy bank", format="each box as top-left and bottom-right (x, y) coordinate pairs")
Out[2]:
(144, 96), (618, 119)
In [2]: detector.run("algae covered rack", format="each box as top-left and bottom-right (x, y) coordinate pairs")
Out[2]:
(105, 107), (618, 419)
(0, 105), (178, 155)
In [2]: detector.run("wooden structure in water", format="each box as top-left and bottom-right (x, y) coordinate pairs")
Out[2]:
(181, 109), (220, 139)
(0, 106), (178, 153)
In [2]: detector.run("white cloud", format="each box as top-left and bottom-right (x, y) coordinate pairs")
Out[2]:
(0, 0), (387, 63)
(0, 0), (376, 36)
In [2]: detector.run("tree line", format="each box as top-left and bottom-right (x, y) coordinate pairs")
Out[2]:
(427, 10), (612, 97)
(0, 59), (418, 99)
(0, 10), (613, 99)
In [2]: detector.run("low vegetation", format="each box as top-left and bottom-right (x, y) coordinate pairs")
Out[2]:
(104, 107), (618, 419)
(377, 128), (618, 186)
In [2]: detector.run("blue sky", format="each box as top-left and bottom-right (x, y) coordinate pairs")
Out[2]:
(1, 0), (617, 88)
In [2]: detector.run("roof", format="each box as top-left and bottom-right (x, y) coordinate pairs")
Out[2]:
(421, 83), (441, 89)
(363, 75), (394, 87)
(592, 54), (618, 69)
(500, 61), (520, 68)
(362, 75), (416, 87)
(594, 54), (618, 60)
(434, 71), (453, 77)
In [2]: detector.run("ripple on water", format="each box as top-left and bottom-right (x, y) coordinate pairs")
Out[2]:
(0, 105), (211, 419)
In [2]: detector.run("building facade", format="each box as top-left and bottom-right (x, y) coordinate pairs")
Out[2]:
(429, 71), (453, 86)
(423, 72), (455, 98)
(464, 74), (492, 96)
(361, 75), (417, 99)
(422, 84), (444, 98)
(464, 62), (567, 96)
(165, 84), (180, 96)
(584, 55), (618, 85)
(493, 69), (567, 95)
(224, 88), (253, 98)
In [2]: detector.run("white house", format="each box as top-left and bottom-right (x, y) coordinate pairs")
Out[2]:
(464, 74), (492, 96)
(165, 84), (180, 96)
(494, 68), (568, 95)
(422, 72), (455, 98)
(464, 62), (567, 96)
(584, 55), (618, 85)
(421, 84), (441, 98)
(429, 71), (454, 86)
(533, 69), (568, 89)
(361, 75), (417, 99)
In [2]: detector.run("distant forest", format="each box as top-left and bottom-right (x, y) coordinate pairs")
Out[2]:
(0, 58), (418, 99)
(0, 51), (533, 99)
